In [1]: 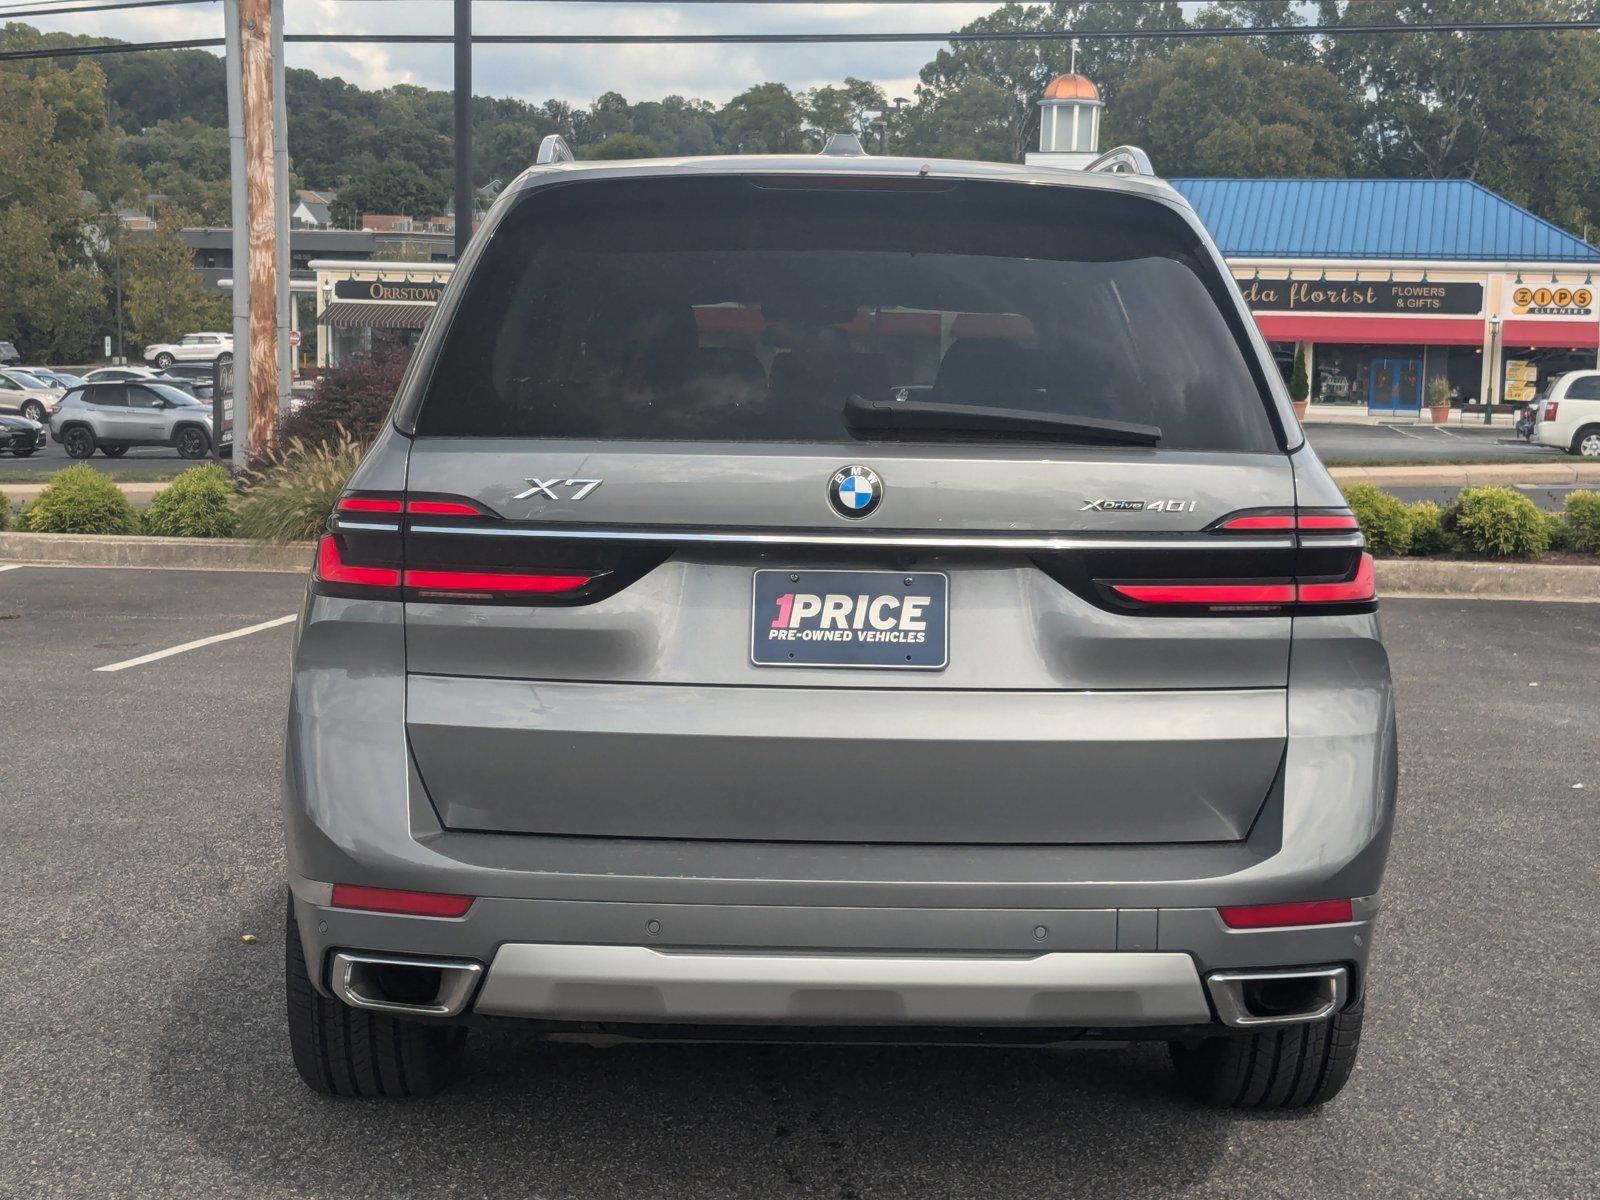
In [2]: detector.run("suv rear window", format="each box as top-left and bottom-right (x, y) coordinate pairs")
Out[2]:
(412, 175), (1278, 452)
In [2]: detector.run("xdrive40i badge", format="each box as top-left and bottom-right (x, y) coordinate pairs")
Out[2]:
(829, 465), (883, 519)
(1081, 498), (1197, 513)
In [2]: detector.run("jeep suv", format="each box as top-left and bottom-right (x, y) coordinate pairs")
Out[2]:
(283, 145), (1396, 1109)
(50, 380), (214, 458)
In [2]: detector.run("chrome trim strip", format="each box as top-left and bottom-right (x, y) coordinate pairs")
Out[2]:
(406, 524), (1297, 552)
(335, 521), (401, 532)
(475, 945), (1212, 1026)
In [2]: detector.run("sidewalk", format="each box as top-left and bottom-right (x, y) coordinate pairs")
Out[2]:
(4, 481), (164, 504)
(1328, 462), (1600, 487)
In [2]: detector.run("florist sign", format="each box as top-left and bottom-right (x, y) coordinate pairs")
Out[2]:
(1237, 276), (1483, 316)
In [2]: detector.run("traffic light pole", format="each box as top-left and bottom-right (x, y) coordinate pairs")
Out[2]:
(454, 0), (472, 260)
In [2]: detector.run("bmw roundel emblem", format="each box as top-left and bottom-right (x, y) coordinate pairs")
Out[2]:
(829, 465), (883, 519)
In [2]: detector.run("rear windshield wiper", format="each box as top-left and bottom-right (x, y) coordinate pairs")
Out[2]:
(843, 395), (1162, 447)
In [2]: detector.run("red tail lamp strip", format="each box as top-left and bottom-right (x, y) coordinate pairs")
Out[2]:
(1218, 899), (1354, 929)
(1297, 513), (1361, 531)
(316, 535), (400, 587)
(330, 883), (475, 918)
(403, 568), (593, 594)
(337, 496), (402, 514)
(1298, 553), (1376, 604)
(405, 500), (484, 516)
(1218, 514), (1296, 531)
(1111, 582), (1296, 605)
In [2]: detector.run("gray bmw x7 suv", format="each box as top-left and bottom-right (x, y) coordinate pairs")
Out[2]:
(283, 140), (1395, 1108)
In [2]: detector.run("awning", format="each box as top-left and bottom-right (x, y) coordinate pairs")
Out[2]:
(318, 300), (434, 330)
(1253, 314), (1485, 346)
(1501, 319), (1600, 349)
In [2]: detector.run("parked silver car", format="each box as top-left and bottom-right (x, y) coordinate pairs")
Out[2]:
(50, 380), (214, 458)
(0, 368), (59, 423)
(284, 143), (1395, 1108)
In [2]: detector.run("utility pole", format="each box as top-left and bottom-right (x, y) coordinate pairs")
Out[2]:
(454, 0), (472, 261)
(272, 0), (291, 418)
(241, 0), (280, 458)
(225, 1), (249, 465)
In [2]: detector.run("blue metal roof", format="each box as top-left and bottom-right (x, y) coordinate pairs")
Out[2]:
(1168, 178), (1600, 264)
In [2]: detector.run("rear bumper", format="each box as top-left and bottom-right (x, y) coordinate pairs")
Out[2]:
(290, 879), (1378, 1027)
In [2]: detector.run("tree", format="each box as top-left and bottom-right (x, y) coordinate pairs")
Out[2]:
(1318, 0), (1600, 234)
(803, 78), (888, 142)
(897, 78), (1018, 163)
(720, 83), (809, 153)
(337, 159), (449, 221)
(123, 212), (229, 349)
(1108, 41), (1357, 177)
(578, 133), (662, 160)
(1289, 343), (1310, 403)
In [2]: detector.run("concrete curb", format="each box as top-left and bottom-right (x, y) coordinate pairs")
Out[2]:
(1330, 463), (1600, 488)
(0, 532), (313, 573)
(2, 531), (1595, 600)
(2, 482), (165, 504)
(1377, 558), (1600, 602)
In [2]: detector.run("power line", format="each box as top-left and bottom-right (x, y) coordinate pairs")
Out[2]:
(2, 18), (1598, 62)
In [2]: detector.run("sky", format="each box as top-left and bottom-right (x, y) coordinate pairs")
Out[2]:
(3, 0), (1035, 106)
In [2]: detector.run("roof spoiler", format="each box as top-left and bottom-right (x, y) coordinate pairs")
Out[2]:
(1086, 146), (1155, 177)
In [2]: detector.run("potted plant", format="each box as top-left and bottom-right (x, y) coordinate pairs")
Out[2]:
(1427, 375), (1453, 424)
(1289, 343), (1310, 420)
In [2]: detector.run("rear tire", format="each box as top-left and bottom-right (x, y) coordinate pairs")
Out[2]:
(154, 352), (174, 369)
(1574, 427), (1600, 459)
(20, 399), (45, 423)
(1168, 996), (1364, 1109)
(284, 893), (466, 1098)
(62, 425), (96, 458)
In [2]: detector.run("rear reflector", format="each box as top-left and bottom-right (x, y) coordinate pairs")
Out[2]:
(1297, 553), (1376, 604)
(316, 535), (401, 588)
(330, 883), (475, 918)
(403, 568), (592, 595)
(1111, 581), (1296, 606)
(405, 499), (483, 516)
(337, 496), (402, 514)
(1218, 899), (1354, 929)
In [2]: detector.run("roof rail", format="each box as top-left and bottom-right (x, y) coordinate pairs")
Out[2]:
(535, 134), (575, 166)
(1085, 145), (1155, 177)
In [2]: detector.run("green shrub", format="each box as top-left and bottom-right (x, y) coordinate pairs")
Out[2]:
(1406, 500), (1451, 556)
(18, 465), (141, 535)
(1448, 486), (1550, 559)
(0, 488), (9, 532)
(143, 464), (240, 538)
(1542, 510), (1574, 552)
(238, 432), (364, 543)
(1343, 484), (1412, 556)
(1563, 489), (1600, 553)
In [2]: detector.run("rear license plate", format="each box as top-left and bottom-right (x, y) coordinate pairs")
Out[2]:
(751, 569), (949, 669)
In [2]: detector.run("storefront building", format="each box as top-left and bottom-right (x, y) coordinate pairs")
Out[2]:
(1171, 178), (1600, 412)
(311, 260), (454, 369)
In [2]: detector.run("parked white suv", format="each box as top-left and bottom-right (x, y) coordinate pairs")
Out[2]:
(142, 332), (233, 369)
(1532, 370), (1600, 458)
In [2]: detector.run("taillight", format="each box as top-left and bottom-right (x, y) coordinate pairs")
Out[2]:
(1213, 509), (1360, 533)
(1297, 552), (1376, 604)
(1218, 899), (1353, 929)
(404, 567), (593, 598)
(330, 883), (475, 918)
(337, 496), (402, 514)
(1110, 581), (1295, 608)
(316, 534), (400, 588)
(1544, 401), (1559, 420)
(1105, 553), (1375, 613)
(406, 499), (483, 516)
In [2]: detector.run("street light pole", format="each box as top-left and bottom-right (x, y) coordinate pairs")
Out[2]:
(453, 0), (472, 261)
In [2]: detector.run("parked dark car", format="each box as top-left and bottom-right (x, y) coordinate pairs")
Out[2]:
(0, 413), (46, 456)
(0, 341), (20, 366)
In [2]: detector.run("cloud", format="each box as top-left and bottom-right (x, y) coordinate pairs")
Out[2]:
(17, 0), (1000, 104)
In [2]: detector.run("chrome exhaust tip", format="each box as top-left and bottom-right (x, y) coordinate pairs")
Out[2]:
(329, 951), (484, 1018)
(1204, 965), (1349, 1029)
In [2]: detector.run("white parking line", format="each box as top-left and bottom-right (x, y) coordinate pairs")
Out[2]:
(94, 613), (296, 673)
(0, 564), (26, 574)
(1381, 424), (1423, 440)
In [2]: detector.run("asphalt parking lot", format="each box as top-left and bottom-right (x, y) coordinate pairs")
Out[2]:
(1304, 421), (1566, 464)
(1, 565), (1596, 1199)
